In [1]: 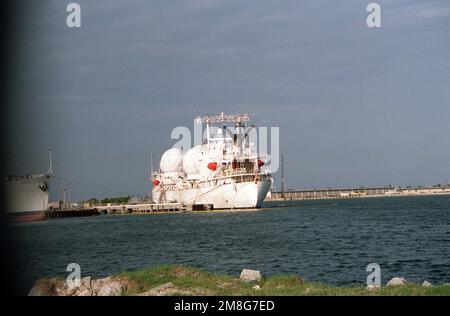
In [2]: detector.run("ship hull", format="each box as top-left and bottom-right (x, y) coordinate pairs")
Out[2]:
(9, 210), (47, 222)
(4, 174), (50, 221)
(153, 178), (271, 209)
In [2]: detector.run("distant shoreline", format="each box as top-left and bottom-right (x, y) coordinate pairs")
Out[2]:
(268, 192), (450, 201)
(268, 186), (450, 201)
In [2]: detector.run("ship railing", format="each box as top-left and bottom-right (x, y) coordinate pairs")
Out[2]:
(206, 172), (271, 184)
(167, 172), (271, 190)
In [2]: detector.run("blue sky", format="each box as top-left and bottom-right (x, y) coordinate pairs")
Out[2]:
(6, 0), (450, 200)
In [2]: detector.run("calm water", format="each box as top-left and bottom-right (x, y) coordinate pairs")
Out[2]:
(11, 195), (450, 294)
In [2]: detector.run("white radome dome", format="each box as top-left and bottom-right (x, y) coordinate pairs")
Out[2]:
(183, 146), (202, 175)
(195, 148), (220, 177)
(160, 148), (184, 173)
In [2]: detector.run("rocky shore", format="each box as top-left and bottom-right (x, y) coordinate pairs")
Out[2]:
(28, 276), (132, 296)
(28, 265), (450, 296)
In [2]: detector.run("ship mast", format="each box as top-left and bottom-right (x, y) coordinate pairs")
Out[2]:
(281, 153), (285, 198)
(195, 112), (250, 154)
(47, 147), (53, 175)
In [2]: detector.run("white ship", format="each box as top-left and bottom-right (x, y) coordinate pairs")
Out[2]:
(4, 149), (52, 221)
(152, 113), (272, 209)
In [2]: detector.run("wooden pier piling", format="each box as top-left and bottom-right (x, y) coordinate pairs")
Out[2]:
(46, 208), (100, 219)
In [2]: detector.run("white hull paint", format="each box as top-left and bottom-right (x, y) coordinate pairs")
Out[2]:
(4, 174), (50, 213)
(153, 178), (271, 209)
(152, 113), (273, 210)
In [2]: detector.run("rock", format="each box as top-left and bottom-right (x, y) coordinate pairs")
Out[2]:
(137, 282), (211, 296)
(76, 276), (93, 296)
(138, 282), (180, 296)
(422, 281), (432, 287)
(92, 277), (126, 296)
(54, 280), (71, 296)
(252, 285), (261, 290)
(387, 277), (407, 287)
(29, 276), (130, 296)
(81, 276), (92, 286)
(366, 284), (381, 290)
(66, 288), (77, 296)
(28, 278), (58, 296)
(240, 269), (261, 282)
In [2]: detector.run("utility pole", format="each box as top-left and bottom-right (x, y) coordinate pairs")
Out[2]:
(281, 154), (285, 198)
(61, 184), (66, 210)
(58, 185), (61, 208)
(67, 181), (71, 209)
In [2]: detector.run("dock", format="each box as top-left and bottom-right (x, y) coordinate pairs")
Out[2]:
(95, 202), (213, 215)
(268, 185), (450, 201)
(46, 203), (214, 218)
(46, 208), (100, 218)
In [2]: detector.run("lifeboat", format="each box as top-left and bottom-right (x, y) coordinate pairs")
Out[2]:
(207, 162), (217, 171)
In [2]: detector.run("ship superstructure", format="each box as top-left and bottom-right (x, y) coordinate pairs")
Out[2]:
(152, 113), (272, 209)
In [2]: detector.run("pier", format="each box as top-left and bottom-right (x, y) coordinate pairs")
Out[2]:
(46, 203), (214, 218)
(269, 185), (450, 201)
(46, 208), (100, 219)
(94, 202), (213, 215)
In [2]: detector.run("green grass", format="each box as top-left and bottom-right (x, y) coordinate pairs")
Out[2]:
(118, 265), (450, 296)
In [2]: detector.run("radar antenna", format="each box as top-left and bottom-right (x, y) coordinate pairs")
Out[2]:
(195, 112), (250, 124)
(195, 112), (250, 146)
